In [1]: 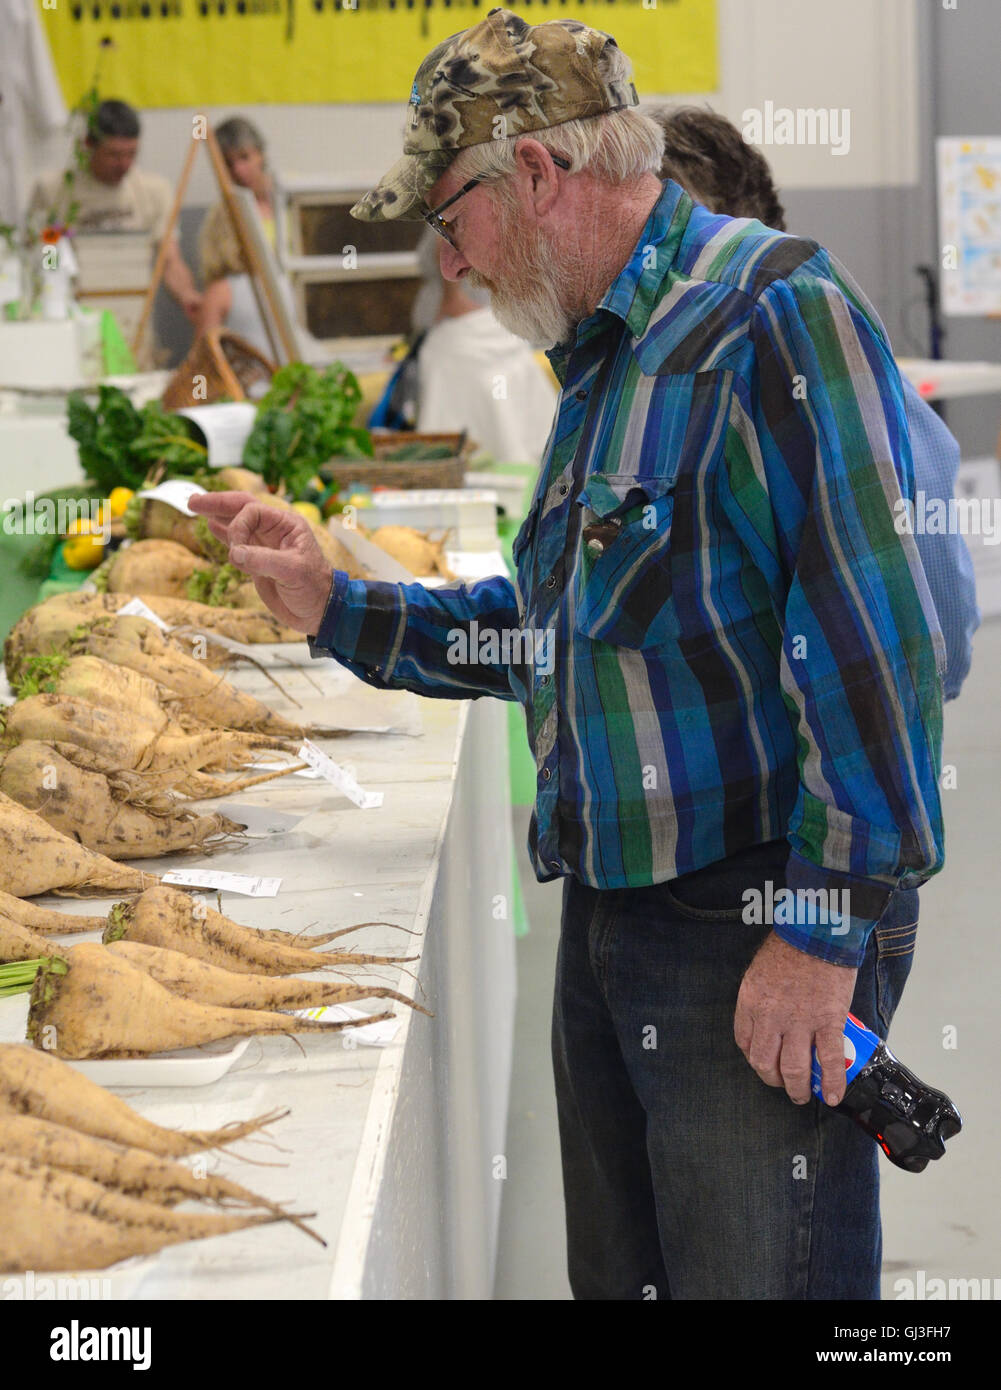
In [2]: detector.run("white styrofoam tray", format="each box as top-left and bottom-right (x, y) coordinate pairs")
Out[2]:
(0, 995), (251, 1087)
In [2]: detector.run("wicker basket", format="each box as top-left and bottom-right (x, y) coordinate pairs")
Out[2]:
(161, 330), (277, 410)
(321, 430), (473, 491)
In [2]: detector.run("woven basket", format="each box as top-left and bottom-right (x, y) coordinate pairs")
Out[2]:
(321, 430), (473, 491)
(161, 330), (277, 410)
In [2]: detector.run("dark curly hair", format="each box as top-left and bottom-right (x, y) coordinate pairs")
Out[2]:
(651, 105), (787, 232)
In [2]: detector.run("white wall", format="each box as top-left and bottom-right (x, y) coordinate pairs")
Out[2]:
(21, 0), (920, 211)
(712, 0), (919, 189)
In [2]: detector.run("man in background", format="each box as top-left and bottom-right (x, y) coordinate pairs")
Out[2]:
(653, 104), (980, 699)
(27, 98), (201, 324)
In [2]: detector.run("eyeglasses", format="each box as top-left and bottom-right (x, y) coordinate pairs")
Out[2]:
(422, 154), (572, 250)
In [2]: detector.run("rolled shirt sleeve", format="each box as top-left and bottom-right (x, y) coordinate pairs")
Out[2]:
(308, 569), (524, 703)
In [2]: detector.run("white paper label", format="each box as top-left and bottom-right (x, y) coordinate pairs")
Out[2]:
(117, 597), (172, 631)
(297, 740), (384, 809)
(161, 869), (282, 896)
(136, 480), (207, 516)
(176, 402), (258, 467)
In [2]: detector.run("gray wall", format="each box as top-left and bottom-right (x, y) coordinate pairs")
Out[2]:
(782, 0), (999, 459)
(930, 0), (1001, 457)
(781, 0), (936, 358)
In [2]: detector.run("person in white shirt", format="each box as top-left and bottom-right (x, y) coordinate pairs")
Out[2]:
(415, 232), (557, 463)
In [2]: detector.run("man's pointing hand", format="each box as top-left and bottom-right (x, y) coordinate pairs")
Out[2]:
(188, 491), (334, 635)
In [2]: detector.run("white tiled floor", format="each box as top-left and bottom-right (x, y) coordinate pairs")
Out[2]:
(494, 617), (1001, 1301)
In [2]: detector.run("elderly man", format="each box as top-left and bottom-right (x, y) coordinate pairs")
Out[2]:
(192, 9), (945, 1301)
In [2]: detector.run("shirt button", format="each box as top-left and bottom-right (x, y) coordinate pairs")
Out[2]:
(543, 768), (552, 781)
(559, 483), (569, 496)
(539, 674), (550, 685)
(550, 861), (561, 871)
(546, 575), (557, 588)
(575, 389), (588, 401)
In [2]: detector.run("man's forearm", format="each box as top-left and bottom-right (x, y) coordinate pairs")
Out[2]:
(309, 569), (523, 703)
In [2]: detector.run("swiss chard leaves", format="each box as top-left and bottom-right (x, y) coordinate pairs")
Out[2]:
(241, 362), (374, 497)
(66, 388), (206, 491)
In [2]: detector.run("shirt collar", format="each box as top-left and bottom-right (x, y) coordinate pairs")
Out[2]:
(546, 180), (692, 384)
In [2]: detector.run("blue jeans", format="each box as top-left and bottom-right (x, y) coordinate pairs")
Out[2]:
(552, 839), (919, 1300)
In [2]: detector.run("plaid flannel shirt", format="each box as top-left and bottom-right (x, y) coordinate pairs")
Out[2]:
(310, 181), (945, 967)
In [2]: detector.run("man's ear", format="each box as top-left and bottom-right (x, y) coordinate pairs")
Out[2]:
(513, 139), (563, 219)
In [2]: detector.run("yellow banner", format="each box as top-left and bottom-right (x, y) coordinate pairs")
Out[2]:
(41, 1), (717, 109)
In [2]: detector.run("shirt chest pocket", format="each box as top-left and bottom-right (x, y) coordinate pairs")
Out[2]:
(573, 471), (681, 649)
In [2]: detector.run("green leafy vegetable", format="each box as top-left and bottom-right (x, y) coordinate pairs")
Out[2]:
(129, 401), (207, 475)
(185, 562), (244, 607)
(67, 387), (207, 494)
(193, 515), (230, 565)
(67, 386), (147, 493)
(90, 553), (113, 592)
(185, 568), (213, 605)
(13, 655), (70, 699)
(0, 960), (58, 999)
(242, 362), (373, 498)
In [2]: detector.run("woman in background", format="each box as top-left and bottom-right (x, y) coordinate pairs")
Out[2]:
(197, 116), (281, 355)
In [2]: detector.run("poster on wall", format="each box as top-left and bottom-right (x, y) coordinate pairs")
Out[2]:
(41, 0), (718, 110)
(937, 137), (1001, 316)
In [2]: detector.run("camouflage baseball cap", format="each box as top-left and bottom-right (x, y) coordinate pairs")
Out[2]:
(350, 7), (640, 223)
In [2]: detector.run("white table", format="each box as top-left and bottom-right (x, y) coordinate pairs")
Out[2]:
(22, 654), (517, 1300)
(896, 357), (1001, 402)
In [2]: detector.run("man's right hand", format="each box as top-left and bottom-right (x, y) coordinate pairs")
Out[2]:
(188, 491), (334, 634)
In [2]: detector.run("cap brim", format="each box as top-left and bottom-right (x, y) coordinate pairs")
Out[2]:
(350, 149), (454, 223)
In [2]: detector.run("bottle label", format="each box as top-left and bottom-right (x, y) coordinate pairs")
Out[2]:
(810, 1012), (881, 1097)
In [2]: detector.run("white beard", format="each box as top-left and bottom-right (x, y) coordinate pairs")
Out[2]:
(467, 201), (582, 349)
(486, 287), (576, 351)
